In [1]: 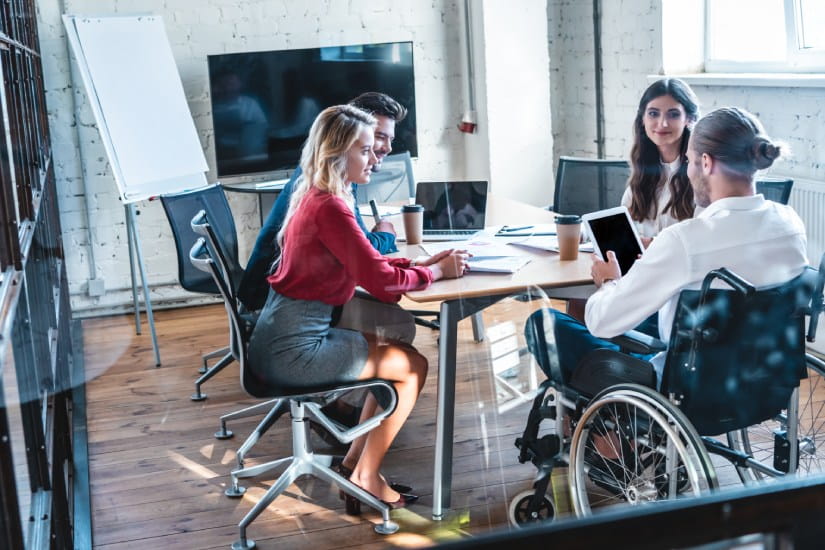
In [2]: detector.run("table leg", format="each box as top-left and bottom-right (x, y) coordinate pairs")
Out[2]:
(433, 300), (458, 520)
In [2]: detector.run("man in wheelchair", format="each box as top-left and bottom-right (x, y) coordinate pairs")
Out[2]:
(511, 107), (817, 524)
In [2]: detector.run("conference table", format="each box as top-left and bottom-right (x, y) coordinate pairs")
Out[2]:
(392, 194), (595, 520)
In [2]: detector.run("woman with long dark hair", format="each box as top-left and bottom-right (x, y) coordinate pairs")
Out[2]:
(623, 78), (701, 239)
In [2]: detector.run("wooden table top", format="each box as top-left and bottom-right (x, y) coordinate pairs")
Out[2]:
(388, 194), (593, 303)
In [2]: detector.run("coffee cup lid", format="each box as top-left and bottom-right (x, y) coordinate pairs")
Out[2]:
(402, 204), (424, 212)
(555, 214), (581, 224)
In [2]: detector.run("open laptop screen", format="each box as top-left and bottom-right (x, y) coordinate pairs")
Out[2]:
(416, 181), (488, 230)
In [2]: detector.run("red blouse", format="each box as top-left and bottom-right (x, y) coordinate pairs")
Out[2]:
(267, 187), (433, 305)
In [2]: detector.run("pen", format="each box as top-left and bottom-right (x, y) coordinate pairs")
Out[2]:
(369, 199), (381, 225)
(500, 225), (534, 232)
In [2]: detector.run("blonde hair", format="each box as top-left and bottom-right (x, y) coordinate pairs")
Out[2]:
(276, 105), (376, 252)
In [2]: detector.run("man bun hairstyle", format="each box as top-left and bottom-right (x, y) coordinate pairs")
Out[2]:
(751, 137), (781, 170)
(691, 107), (783, 178)
(348, 92), (407, 122)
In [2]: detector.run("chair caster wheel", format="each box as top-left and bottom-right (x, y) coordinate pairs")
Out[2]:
(231, 538), (255, 549)
(374, 520), (399, 535)
(226, 485), (246, 498)
(198, 365), (207, 374)
(191, 392), (207, 401)
(215, 428), (234, 440)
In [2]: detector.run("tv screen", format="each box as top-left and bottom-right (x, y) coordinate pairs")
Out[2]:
(208, 41), (417, 178)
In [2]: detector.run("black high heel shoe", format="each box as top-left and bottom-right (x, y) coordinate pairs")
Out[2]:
(344, 488), (419, 515)
(334, 463), (413, 494)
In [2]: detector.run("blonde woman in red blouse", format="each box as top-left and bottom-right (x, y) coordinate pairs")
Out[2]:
(247, 104), (467, 511)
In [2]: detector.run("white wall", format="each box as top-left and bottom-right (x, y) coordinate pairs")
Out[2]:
(37, 0), (472, 315)
(479, 0), (553, 206)
(548, 0), (662, 166)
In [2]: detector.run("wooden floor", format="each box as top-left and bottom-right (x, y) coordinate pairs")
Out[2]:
(82, 297), (556, 549)
(81, 294), (794, 548)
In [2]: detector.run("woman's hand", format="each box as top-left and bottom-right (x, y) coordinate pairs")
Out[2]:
(422, 249), (470, 280)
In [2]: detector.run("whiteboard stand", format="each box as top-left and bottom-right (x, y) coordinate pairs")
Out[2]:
(64, 15), (210, 368)
(125, 203), (160, 366)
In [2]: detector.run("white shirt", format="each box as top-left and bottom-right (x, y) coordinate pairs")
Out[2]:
(621, 158), (704, 238)
(585, 194), (808, 379)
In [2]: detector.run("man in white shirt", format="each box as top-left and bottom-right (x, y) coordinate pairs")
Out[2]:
(526, 107), (808, 385)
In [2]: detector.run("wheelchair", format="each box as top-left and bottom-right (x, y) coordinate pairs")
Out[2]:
(510, 256), (825, 526)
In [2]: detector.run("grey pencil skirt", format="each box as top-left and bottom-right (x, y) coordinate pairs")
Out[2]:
(247, 290), (369, 389)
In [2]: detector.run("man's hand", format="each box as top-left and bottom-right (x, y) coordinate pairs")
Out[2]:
(591, 250), (622, 288)
(372, 220), (396, 235)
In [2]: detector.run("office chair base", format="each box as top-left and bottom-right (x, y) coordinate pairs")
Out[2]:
(374, 520), (400, 535)
(215, 424), (234, 440)
(231, 538), (255, 550)
(225, 485), (246, 498)
(191, 390), (207, 401)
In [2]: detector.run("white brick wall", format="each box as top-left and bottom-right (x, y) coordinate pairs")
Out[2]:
(37, 0), (470, 316)
(549, 0), (661, 166)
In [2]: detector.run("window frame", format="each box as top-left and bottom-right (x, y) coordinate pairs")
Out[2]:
(704, 0), (825, 73)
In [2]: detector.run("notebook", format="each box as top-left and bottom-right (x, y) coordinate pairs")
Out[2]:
(415, 180), (488, 241)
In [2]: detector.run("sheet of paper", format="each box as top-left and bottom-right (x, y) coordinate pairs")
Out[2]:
(467, 256), (532, 273)
(419, 238), (528, 258)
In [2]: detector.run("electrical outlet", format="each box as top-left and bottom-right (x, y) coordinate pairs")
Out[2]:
(88, 278), (105, 297)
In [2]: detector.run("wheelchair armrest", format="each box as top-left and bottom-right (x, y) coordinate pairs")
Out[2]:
(609, 329), (667, 354)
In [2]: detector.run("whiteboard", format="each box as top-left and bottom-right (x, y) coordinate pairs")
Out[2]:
(63, 15), (208, 203)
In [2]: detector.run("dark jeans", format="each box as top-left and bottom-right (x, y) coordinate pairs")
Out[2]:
(524, 309), (658, 383)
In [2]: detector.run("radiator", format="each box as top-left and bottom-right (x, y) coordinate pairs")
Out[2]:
(787, 177), (825, 266)
(787, 178), (825, 354)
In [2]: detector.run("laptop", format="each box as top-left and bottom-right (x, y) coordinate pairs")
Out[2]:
(415, 181), (488, 241)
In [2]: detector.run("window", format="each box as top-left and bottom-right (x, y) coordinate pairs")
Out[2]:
(705, 0), (825, 72)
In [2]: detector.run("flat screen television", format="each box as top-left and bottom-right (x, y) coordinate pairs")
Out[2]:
(208, 41), (417, 178)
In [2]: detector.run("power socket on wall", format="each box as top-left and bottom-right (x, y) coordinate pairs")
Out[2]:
(88, 278), (105, 297)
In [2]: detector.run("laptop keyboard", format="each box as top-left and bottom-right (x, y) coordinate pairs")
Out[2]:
(423, 229), (478, 235)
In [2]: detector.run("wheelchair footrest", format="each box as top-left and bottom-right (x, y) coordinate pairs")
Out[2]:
(515, 434), (561, 465)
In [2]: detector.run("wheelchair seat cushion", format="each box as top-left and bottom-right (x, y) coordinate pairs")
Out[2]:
(569, 349), (656, 398)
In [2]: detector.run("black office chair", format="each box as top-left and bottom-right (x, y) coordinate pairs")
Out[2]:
(188, 234), (402, 548)
(756, 177), (794, 205)
(549, 156), (630, 216)
(161, 184), (244, 400)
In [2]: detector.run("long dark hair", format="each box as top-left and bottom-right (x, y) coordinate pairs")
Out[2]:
(627, 78), (700, 223)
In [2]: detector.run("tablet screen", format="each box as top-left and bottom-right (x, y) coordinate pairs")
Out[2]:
(587, 212), (642, 275)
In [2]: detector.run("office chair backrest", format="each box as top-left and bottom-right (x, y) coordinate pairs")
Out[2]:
(161, 184), (239, 294)
(353, 151), (415, 205)
(756, 178), (794, 205)
(662, 267), (817, 435)
(553, 156), (630, 216)
(190, 209), (246, 302)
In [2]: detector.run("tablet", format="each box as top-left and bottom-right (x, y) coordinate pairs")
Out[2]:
(581, 206), (644, 275)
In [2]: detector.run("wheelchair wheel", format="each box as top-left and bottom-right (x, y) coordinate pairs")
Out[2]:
(569, 384), (716, 517)
(508, 489), (555, 526)
(728, 362), (825, 481)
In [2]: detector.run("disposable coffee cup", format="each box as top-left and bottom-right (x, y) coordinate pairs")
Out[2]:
(555, 214), (582, 261)
(402, 204), (424, 245)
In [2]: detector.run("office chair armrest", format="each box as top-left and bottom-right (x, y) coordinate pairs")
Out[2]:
(609, 329), (667, 354)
